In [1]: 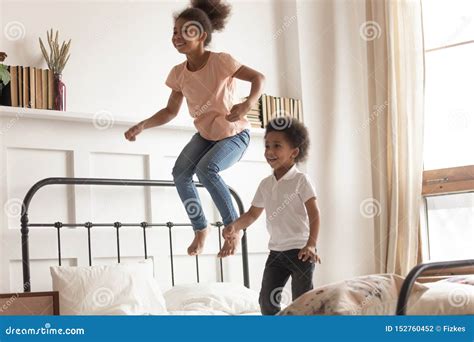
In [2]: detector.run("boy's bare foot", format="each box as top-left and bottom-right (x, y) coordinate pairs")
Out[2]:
(187, 228), (209, 256)
(218, 234), (240, 258)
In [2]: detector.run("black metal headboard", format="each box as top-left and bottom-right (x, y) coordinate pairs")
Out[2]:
(20, 177), (250, 292)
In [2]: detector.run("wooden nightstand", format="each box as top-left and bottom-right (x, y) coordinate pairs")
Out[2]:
(0, 291), (59, 315)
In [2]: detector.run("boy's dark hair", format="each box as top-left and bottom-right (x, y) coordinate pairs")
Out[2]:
(176, 0), (232, 47)
(265, 117), (310, 163)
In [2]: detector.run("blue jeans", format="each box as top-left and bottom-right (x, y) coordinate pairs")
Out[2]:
(172, 129), (250, 231)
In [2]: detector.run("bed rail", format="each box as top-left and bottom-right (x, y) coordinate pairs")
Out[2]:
(396, 259), (474, 315)
(20, 177), (250, 292)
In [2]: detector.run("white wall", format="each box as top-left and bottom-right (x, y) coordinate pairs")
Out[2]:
(1, 0), (288, 126)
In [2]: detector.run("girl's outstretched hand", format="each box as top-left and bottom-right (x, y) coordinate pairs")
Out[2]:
(226, 101), (251, 122)
(124, 123), (145, 141)
(298, 245), (321, 264)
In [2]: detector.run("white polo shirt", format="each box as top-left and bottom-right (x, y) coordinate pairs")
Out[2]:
(252, 165), (317, 251)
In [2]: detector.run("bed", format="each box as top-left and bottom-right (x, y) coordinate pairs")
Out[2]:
(19, 177), (260, 316)
(18, 177), (474, 316)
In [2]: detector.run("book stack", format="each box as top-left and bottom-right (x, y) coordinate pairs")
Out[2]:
(246, 100), (262, 128)
(0, 65), (55, 109)
(244, 94), (303, 129)
(259, 94), (303, 128)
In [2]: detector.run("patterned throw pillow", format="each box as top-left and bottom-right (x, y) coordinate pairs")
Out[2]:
(279, 274), (428, 315)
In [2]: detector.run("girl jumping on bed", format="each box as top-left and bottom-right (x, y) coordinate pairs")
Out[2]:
(218, 117), (321, 315)
(124, 0), (265, 256)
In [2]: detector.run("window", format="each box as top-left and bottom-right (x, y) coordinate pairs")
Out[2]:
(421, 0), (474, 261)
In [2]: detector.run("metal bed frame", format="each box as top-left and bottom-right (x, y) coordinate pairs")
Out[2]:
(20, 177), (250, 293)
(21, 177), (472, 315)
(396, 258), (474, 315)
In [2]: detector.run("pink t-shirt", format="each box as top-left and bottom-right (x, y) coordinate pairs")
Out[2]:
(165, 52), (250, 141)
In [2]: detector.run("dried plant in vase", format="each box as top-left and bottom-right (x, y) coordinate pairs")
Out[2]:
(39, 29), (71, 111)
(0, 52), (10, 90)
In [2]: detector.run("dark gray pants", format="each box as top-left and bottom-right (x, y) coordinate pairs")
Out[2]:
(259, 249), (315, 315)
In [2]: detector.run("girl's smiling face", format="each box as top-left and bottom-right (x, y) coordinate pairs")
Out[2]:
(264, 131), (300, 172)
(172, 18), (207, 54)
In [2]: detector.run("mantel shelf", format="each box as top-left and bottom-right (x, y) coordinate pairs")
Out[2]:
(0, 106), (265, 136)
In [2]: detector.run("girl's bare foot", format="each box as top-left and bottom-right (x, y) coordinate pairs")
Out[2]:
(187, 228), (209, 256)
(218, 234), (240, 258)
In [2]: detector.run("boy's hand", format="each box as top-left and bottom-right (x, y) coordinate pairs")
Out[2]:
(218, 224), (240, 258)
(298, 245), (321, 264)
(222, 224), (237, 240)
(226, 101), (251, 122)
(124, 122), (145, 141)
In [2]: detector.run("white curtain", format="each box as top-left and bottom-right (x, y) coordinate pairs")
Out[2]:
(366, 0), (425, 275)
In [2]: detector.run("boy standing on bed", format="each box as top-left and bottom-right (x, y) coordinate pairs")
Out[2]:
(218, 117), (321, 315)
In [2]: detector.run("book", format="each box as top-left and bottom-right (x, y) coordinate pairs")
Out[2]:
(41, 69), (48, 109)
(259, 95), (266, 128)
(35, 68), (42, 109)
(10, 66), (18, 107)
(23, 66), (29, 108)
(18, 67), (23, 107)
(29, 67), (36, 109)
(240, 94), (303, 129)
(47, 69), (54, 110)
(270, 96), (275, 120)
(276, 97), (281, 118)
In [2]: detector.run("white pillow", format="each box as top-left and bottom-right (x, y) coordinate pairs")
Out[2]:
(50, 259), (167, 315)
(411, 281), (474, 315)
(163, 282), (260, 315)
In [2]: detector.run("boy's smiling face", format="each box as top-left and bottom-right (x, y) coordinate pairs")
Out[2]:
(264, 131), (299, 172)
